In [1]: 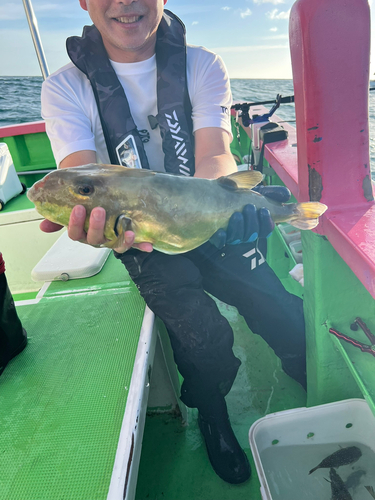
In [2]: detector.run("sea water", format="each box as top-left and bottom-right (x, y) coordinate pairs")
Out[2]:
(0, 76), (375, 178)
(260, 442), (375, 500)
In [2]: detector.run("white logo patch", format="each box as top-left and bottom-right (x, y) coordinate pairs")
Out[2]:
(165, 110), (190, 176)
(242, 247), (265, 270)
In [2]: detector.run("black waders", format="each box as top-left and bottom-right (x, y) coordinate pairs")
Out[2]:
(0, 253), (27, 376)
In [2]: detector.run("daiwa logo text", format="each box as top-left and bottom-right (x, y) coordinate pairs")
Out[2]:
(243, 248), (265, 270)
(165, 110), (191, 176)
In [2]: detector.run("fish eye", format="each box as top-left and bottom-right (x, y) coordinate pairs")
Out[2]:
(78, 185), (94, 196)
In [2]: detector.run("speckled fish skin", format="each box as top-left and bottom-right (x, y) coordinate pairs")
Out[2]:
(309, 446), (362, 475)
(27, 164), (327, 254)
(327, 469), (353, 500)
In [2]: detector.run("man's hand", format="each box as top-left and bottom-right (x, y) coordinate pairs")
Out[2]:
(40, 205), (153, 254)
(209, 185), (291, 249)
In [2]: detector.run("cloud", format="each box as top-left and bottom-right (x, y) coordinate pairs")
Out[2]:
(240, 8), (252, 18)
(253, 0), (285, 4)
(221, 6), (231, 10)
(170, 5), (217, 15)
(266, 8), (291, 20)
(270, 27), (278, 31)
(192, 21), (199, 25)
(262, 33), (288, 40)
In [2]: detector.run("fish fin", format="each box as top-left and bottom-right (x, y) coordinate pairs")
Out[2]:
(218, 171), (264, 191)
(114, 214), (132, 237)
(290, 202), (328, 230)
(121, 168), (157, 177)
(68, 163), (157, 177)
(365, 486), (375, 499)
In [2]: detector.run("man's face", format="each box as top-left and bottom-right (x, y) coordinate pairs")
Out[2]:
(79, 0), (167, 62)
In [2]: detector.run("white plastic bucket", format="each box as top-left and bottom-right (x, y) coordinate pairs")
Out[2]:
(249, 399), (375, 500)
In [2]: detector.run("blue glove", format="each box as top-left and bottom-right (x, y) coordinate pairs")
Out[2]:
(209, 185), (291, 250)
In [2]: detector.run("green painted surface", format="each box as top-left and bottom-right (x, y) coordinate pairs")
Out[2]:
(44, 252), (131, 298)
(302, 231), (366, 408)
(329, 334), (375, 411)
(0, 220), (62, 295)
(0, 262), (146, 500)
(0, 133), (55, 173)
(14, 290), (39, 301)
(1, 192), (35, 212)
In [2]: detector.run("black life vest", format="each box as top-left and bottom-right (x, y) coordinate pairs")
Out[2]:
(66, 10), (195, 176)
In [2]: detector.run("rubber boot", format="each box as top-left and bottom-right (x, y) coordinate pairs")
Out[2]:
(0, 253), (27, 376)
(198, 393), (251, 484)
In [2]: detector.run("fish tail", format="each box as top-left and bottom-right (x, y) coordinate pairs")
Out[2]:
(289, 202), (328, 230)
(309, 466), (319, 475)
(365, 486), (375, 499)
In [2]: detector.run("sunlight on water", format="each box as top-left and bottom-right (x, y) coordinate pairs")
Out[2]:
(260, 442), (375, 500)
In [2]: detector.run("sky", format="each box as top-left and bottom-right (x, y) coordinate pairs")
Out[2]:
(0, 0), (375, 78)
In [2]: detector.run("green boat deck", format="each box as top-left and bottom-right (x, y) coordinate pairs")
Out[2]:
(1, 255), (148, 499)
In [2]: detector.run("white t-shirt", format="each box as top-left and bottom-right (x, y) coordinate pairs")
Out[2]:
(41, 45), (233, 171)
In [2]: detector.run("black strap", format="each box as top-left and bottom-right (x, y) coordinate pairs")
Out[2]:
(66, 11), (195, 175)
(67, 25), (150, 169)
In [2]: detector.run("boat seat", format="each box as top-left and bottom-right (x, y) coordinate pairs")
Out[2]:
(0, 250), (181, 500)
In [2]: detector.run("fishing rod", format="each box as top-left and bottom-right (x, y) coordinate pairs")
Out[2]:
(234, 87), (375, 112)
(231, 94), (295, 111)
(233, 88), (375, 126)
(231, 94), (294, 126)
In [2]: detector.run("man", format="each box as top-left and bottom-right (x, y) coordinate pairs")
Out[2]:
(40, 0), (306, 484)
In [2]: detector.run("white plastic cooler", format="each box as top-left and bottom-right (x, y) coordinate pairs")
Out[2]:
(0, 142), (24, 209)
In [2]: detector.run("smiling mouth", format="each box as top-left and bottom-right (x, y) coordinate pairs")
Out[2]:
(116, 15), (143, 24)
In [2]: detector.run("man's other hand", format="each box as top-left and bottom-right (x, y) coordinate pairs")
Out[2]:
(209, 185), (291, 249)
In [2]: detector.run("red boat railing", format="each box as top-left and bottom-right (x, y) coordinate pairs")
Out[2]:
(237, 0), (375, 301)
(0, 121), (46, 138)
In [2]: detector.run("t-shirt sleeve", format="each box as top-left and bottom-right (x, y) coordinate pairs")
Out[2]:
(41, 72), (97, 167)
(188, 47), (232, 140)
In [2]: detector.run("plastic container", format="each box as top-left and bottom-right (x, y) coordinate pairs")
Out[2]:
(31, 231), (111, 282)
(0, 143), (24, 210)
(289, 239), (303, 263)
(278, 223), (301, 245)
(249, 399), (375, 500)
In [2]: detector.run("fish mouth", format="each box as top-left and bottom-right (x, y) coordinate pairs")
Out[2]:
(114, 15), (143, 24)
(27, 181), (43, 202)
